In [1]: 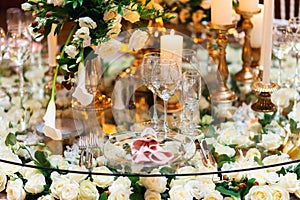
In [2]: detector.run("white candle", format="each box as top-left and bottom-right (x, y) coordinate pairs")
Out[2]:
(261, 0), (274, 84)
(250, 4), (264, 48)
(160, 29), (183, 63)
(47, 24), (57, 66)
(211, 0), (232, 25)
(239, 0), (259, 12)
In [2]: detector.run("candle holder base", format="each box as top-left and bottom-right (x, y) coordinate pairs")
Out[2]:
(209, 87), (237, 103)
(251, 81), (279, 112)
(233, 68), (256, 83)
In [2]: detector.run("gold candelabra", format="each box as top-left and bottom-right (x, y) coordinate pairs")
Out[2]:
(209, 23), (237, 103)
(251, 81), (279, 112)
(234, 8), (261, 83)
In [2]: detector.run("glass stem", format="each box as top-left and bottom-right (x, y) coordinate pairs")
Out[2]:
(295, 54), (299, 89)
(163, 100), (168, 138)
(278, 59), (282, 86)
(18, 64), (26, 131)
(152, 93), (158, 129)
(189, 109), (194, 130)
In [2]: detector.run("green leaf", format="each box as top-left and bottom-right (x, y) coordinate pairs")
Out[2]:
(130, 192), (144, 200)
(73, 1), (78, 9)
(35, 150), (51, 167)
(44, 21), (52, 38)
(277, 167), (287, 176)
(216, 186), (240, 197)
(254, 156), (263, 165)
(290, 119), (298, 134)
(78, 0), (83, 6)
(129, 176), (139, 184)
(160, 166), (175, 174)
(100, 191), (108, 200)
(5, 133), (16, 146)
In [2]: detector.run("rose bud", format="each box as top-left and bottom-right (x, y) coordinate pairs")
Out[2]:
(45, 11), (52, 18)
(31, 21), (38, 27)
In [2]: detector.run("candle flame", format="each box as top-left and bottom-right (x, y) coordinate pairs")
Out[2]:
(170, 29), (175, 36)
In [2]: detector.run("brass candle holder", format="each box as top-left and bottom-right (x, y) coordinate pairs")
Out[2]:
(251, 81), (279, 112)
(209, 23), (237, 103)
(251, 47), (261, 69)
(233, 8), (261, 83)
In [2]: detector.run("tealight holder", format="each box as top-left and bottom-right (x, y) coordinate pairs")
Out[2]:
(234, 8), (261, 83)
(209, 23), (237, 103)
(251, 81), (279, 112)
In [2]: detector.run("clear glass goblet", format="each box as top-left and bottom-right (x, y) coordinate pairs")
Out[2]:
(151, 59), (181, 137)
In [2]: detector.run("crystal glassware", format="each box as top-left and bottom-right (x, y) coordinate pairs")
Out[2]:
(272, 24), (293, 86)
(151, 59), (181, 137)
(141, 52), (160, 130)
(181, 70), (202, 135)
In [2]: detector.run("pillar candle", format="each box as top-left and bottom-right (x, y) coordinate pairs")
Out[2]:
(239, 0), (259, 12)
(250, 4), (264, 48)
(261, 0), (274, 84)
(160, 29), (183, 67)
(211, 0), (232, 25)
(47, 24), (57, 66)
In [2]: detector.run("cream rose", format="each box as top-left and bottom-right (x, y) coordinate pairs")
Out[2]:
(98, 39), (122, 59)
(108, 186), (132, 200)
(21, 3), (32, 11)
(79, 17), (97, 29)
(19, 161), (41, 180)
(245, 185), (273, 200)
(277, 173), (300, 193)
(262, 154), (290, 172)
(0, 152), (22, 175)
(65, 45), (79, 58)
(213, 143), (235, 157)
(48, 155), (69, 170)
(106, 22), (122, 38)
(122, 8), (140, 23)
(92, 166), (114, 188)
(109, 177), (132, 192)
(203, 190), (223, 200)
(66, 165), (88, 183)
(169, 185), (193, 200)
(6, 179), (26, 200)
(78, 180), (99, 200)
(60, 181), (79, 200)
(0, 169), (7, 192)
(37, 195), (55, 200)
(245, 148), (261, 161)
(103, 9), (118, 22)
(50, 174), (71, 199)
(24, 173), (46, 194)
(184, 180), (205, 199)
(261, 133), (282, 151)
(265, 172), (280, 185)
(144, 190), (161, 200)
(128, 29), (148, 51)
(269, 185), (290, 200)
(139, 170), (167, 193)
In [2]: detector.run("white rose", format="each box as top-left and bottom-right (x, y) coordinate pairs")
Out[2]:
(169, 185), (193, 200)
(288, 102), (300, 122)
(0, 169), (7, 192)
(277, 173), (300, 193)
(109, 177), (131, 192)
(92, 166), (114, 188)
(21, 3), (32, 11)
(199, 97), (210, 110)
(139, 170), (167, 193)
(203, 190), (223, 200)
(176, 166), (198, 181)
(247, 169), (268, 185)
(108, 186), (132, 200)
(271, 88), (293, 108)
(213, 143), (235, 157)
(245, 185), (273, 200)
(269, 185), (290, 200)
(122, 8), (140, 23)
(245, 148), (261, 161)
(24, 173), (46, 194)
(144, 190), (161, 200)
(261, 133), (282, 151)
(50, 174), (71, 199)
(6, 179), (26, 200)
(79, 17), (97, 29)
(184, 180), (205, 199)
(0, 152), (22, 175)
(265, 172), (280, 185)
(75, 27), (90, 39)
(48, 155), (69, 170)
(19, 161), (41, 180)
(128, 29), (148, 51)
(37, 195), (55, 200)
(65, 45), (79, 58)
(53, 0), (65, 6)
(262, 154), (290, 172)
(60, 181), (79, 200)
(98, 39), (122, 59)
(66, 165), (88, 183)
(78, 180), (99, 200)
(82, 37), (91, 47)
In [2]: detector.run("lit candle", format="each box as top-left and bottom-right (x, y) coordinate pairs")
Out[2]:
(261, 0), (274, 84)
(160, 29), (183, 64)
(211, 0), (232, 25)
(250, 4), (264, 48)
(239, 0), (259, 12)
(47, 24), (57, 66)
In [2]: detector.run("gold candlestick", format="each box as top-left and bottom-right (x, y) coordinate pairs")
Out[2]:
(209, 23), (237, 103)
(251, 81), (279, 112)
(234, 8), (261, 83)
(251, 47), (261, 69)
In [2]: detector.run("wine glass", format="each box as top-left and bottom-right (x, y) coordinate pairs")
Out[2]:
(287, 17), (300, 88)
(182, 70), (202, 135)
(272, 24), (293, 86)
(7, 26), (32, 131)
(151, 59), (181, 137)
(141, 52), (160, 130)
(0, 27), (6, 63)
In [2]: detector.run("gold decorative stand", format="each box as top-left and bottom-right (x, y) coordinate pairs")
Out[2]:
(251, 81), (279, 112)
(209, 23), (237, 103)
(234, 8), (261, 83)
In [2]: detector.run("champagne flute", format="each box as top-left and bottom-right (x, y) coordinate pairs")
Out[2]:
(7, 26), (32, 131)
(287, 17), (300, 88)
(182, 70), (202, 135)
(272, 24), (293, 86)
(151, 59), (181, 137)
(141, 52), (160, 130)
